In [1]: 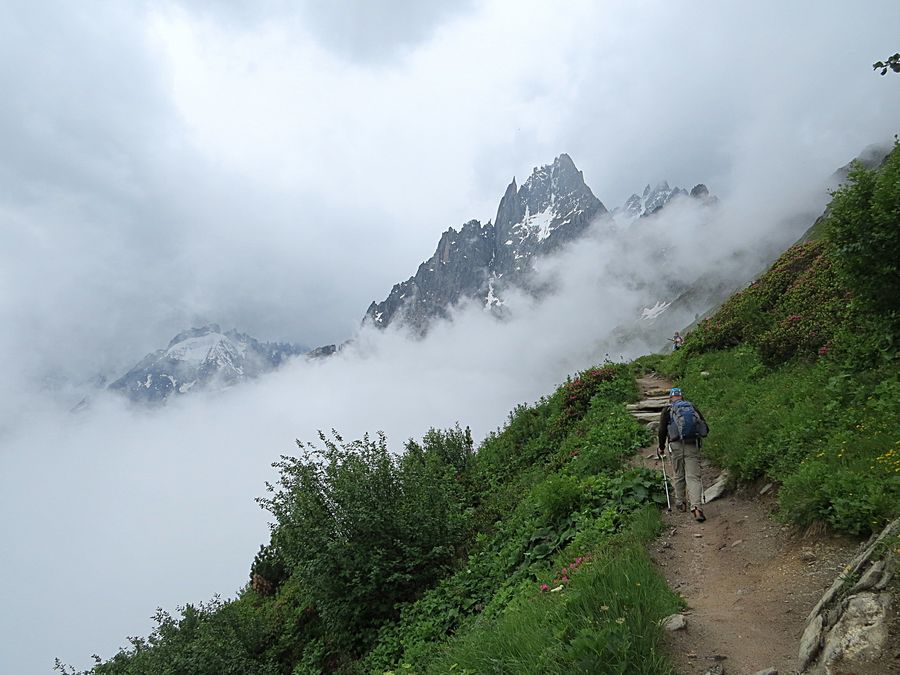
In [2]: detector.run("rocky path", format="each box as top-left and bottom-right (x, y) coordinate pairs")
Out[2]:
(629, 374), (861, 675)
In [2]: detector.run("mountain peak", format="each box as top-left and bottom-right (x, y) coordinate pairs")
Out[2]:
(366, 153), (609, 333)
(110, 327), (306, 403)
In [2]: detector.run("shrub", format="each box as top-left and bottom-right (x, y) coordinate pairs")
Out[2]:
(257, 430), (469, 658)
(826, 144), (900, 320)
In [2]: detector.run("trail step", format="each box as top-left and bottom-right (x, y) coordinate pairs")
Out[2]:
(625, 397), (668, 411)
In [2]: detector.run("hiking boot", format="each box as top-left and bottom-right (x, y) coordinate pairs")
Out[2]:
(676, 502), (687, 513)
(691, 507), (706, 522)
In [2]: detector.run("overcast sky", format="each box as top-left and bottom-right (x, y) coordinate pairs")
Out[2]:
(1, 1), (899, 673)
(2, 0), (899, 388)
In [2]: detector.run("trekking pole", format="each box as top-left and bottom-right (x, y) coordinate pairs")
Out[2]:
(698, 438), (706, 505)
(659, 448), (672, 511)
(665, 440), (678, 509)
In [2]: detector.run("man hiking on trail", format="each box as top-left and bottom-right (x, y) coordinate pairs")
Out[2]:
(670, 331), (684, 350)
(658, 387), (709, 522)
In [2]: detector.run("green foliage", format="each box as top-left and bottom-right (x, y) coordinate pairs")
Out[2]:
(428, 509), (680, 675)
(85, 597), (282, 675)
(873, 52), (900, 75)
(656, 347), (899, 535)
(684, 241), (847, 365)
(826, 146), (900, 324)
(257, 429), (470, 659)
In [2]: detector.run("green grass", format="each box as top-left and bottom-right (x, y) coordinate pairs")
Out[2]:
(423, 509), (681, 675)
(637, 325), (900, 536)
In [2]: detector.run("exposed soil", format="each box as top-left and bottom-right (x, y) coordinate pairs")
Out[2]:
(631, 373), (862, 675)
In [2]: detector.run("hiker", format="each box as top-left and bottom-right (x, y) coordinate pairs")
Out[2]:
(671, 331), (684, 350)
(658, 387), (709, 522)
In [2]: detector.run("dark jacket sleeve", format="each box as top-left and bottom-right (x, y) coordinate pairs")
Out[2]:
(658, 406), (669, 448)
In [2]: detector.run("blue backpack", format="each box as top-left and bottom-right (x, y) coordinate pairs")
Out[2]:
(668, 400), (708, 440)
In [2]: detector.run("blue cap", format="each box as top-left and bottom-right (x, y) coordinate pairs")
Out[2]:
(669, 387), (683, 397)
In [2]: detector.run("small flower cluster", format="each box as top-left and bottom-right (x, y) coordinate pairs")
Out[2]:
(873, 443), (900, 474)
(539, 555), (589, 593)
(560, 367), (617, 427)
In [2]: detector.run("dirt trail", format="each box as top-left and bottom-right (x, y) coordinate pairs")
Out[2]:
(631, 374), (858, 675)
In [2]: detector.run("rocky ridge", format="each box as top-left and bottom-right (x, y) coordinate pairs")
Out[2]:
(108, 324), (307, 403)
(364, 154), (712, 333)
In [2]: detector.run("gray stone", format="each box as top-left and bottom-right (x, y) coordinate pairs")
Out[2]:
(806, 517), (899, 623)
(849, 560), (884, 594)
(704, 470), (731, 503)
(874, 557), (895, 590)
(661, 613), (687, 631)
(702, 665), (724, 675)
(820, 592), (892, 668)
(798, 613), (823, 671)
(752, 669), (777, 675)
(731, 539), (743, 548)
(759, 482), (774, 496)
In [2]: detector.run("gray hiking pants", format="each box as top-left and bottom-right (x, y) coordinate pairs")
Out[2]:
(669, 439), (702, 509)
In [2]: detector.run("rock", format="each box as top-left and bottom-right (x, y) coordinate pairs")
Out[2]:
(759, 482), (774, 496)
(694, 533), (703, 538)
(798, 613), (823, 671)
(806, 517), (900, 623)
(731, 539), (743, 548)
(700, 370), (710, 377)
(690, 183), (710, 199)
(702, 665), (724, 675)
(874, 560), (895, 590)
(849, 560), (884, 594)
(704, 470), (731, 502)
(626, 397), (669, 411)
(820, 592), (892, 668)
(800, 548), (816, 563)
(661, 613), (687, 631)
(752, 669), (777, 675)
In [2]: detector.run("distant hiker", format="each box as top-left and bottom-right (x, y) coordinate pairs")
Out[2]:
(671, 332), (684, 350)
(658, 387), (709, 522)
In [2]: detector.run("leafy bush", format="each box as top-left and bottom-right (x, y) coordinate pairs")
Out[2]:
(826, 144), (900, 320)
(257, 430), (469, 659)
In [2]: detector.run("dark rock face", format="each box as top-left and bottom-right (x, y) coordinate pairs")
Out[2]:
(365, 219), (496, 333)
(690, 183), (709, 199)
(613, 180), (716, 221)
(492, 153), (607, 281)
(109, 324), (306, 403)
(365, 154), (608, 332)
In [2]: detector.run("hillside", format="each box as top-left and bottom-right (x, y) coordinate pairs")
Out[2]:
(59, 146), (899, 674)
